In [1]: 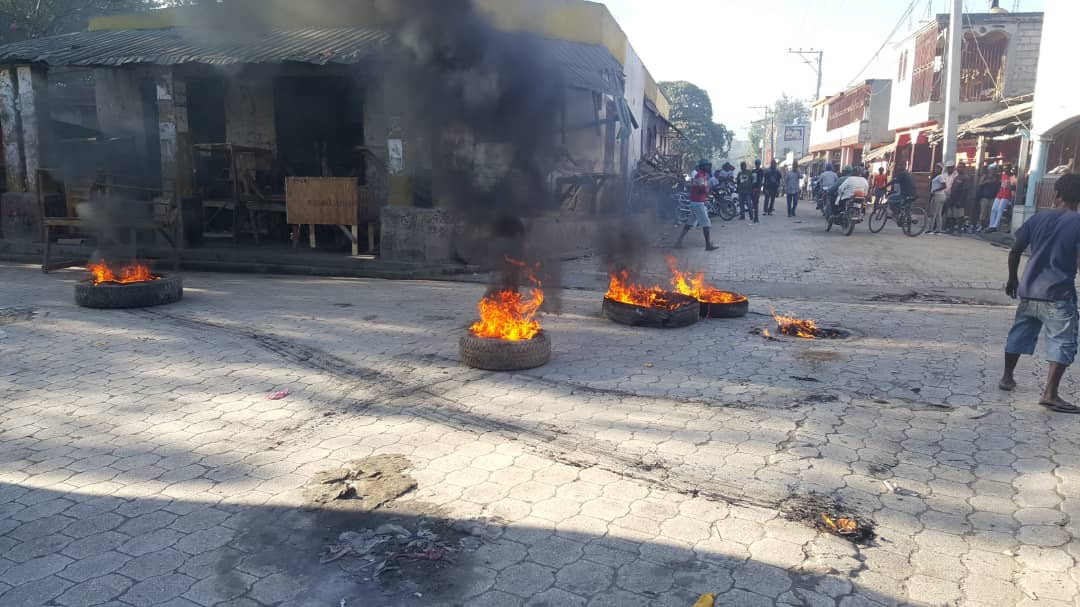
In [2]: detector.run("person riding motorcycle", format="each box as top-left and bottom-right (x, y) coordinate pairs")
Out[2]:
(817, 163), (839, 210)
(834, 166), (869, 215)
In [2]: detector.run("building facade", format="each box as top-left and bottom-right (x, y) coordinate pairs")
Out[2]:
(0, 0), (673, 263)
(1022, 0), (1080, 220)
(887, 10), (1042, 172)
(808, 79), (892, 170)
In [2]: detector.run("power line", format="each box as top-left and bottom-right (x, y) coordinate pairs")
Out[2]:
(845, 0), (921, 88)
(960, 0), (1030, 130)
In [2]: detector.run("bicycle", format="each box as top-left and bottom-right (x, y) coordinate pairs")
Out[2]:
(673, 193), (692, 227)
(867, 192), (927, 237)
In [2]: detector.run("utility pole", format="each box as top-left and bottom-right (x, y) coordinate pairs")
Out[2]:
(788, 48), (823, 102)
(941, 0), (962, 172)
(749, 105), (773, 163)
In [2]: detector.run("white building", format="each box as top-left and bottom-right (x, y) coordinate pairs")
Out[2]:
(808, 79), (892, 169)
(886, 10), (1042, 173)
(1021, 0), (1080, 220)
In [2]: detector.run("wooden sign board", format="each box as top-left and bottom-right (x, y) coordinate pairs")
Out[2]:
(286, 177), (358, 226)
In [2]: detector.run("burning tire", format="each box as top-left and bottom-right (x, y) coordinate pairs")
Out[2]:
(603, 294), (699, 328)
(75, 274), (183, 309)
(459, 331), (551, 371)
(700, 297), (749, 319)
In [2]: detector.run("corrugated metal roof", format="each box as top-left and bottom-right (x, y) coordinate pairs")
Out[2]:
(927, 100), (1033, 144)
(0, 27), (391, 66)
(0, 26), (625, 95)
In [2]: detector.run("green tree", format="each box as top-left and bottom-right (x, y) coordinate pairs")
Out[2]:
(748, 94), (811, 162)
(659, 80), (733, 171)
(0, 0), (171, 44)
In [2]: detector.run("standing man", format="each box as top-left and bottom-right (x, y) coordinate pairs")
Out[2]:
(871, 167), (888, 205)
(945, 162), (968, 233)
(763, 160), (782, 216)
(927, 163), (948, 235)
(989, 168), (1015, 232)
(784, 161), (802, 217)
(976, 168), (999, 232)
(675, 159), (719, 251)
(737, 161), (755, 223)
(750, 159), (765, 223)
(1000, 174), (1080, 413)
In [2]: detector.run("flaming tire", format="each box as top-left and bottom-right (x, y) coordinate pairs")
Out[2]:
(459, 331), (551, 371)
(603, 295), (699, 329)
(700, 298), (749, 319)
(74, 275), (183, 309)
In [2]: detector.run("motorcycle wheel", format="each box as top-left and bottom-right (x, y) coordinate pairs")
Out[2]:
(844, 211), (856, 236)
(718, 201), (737, 221)
(825, 210), (834, 232)
(868, 203), (888, 233)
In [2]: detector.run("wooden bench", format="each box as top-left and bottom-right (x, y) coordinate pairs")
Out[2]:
(38, 171), (180, 273)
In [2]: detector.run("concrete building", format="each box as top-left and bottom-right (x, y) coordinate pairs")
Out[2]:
(1022, 0), (1080, 222)
(886, 10), (1042, 173)
(0, 0), (674, 264)
(808, 79), (892, 170)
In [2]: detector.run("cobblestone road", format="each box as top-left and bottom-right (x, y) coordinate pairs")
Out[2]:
(1, 214), (1078, 607)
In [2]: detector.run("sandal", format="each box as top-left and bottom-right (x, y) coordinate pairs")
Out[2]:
(1039, 400), (1080, 414)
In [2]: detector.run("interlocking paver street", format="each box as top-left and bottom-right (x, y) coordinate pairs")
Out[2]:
(1, 219), (1079, 606)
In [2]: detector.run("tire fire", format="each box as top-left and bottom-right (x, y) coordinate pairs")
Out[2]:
(605, 270), (688, 310)
(86, 261), (158, 286)
(666, 256), (747, 304)
(469, 258), (544, 341)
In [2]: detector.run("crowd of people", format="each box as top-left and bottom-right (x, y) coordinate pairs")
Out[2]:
(674, 156), (1022, 250)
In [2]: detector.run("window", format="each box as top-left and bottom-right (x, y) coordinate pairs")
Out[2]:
(827, 84), (871, 131)
(897, 50), (908, 82)
(959, 31), (1008, 101)
(910, 25), (944, 106)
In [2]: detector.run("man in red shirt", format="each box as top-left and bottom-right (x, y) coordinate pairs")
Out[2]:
(675, 159), (719, 251)
(871, 167), (888, 205)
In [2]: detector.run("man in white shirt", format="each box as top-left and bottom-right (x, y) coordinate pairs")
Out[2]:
(835, 168), (869, 215)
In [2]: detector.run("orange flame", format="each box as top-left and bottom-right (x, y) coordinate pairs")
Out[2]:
(773, 309), (820, 339)
(469, 257), (544, 341)
(821, 513), (858, 534)
(605, 271), (686, 310)
(665, 256), (747, 304)
(87, 261), (157, 286)
(762, 327), (771, 338)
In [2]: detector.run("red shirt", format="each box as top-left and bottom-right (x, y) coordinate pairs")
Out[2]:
(997, 175), (1013, 200)
(872, 174), (888, 189)
(689, 169), (710, 202)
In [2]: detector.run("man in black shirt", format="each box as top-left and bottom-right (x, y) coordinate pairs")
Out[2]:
(762, 160), (782, 216)
(749, 159), (765, 223)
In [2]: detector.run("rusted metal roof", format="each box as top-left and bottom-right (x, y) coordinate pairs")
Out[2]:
(0, 27), (392, 66)
(0, 26), (625, 95)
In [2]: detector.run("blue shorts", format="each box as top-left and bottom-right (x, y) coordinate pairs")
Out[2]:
(1005, 298), (1079, 365)
(687, 201), (711, 228)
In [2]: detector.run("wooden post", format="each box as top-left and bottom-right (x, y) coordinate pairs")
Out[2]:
(16, 65), (46, 194)
(156, 69), (178, 210)
(0, 67), (24, 192)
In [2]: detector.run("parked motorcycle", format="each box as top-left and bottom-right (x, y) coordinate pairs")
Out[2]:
(825, 192), (867, 236)
(708, 182), (739, 221)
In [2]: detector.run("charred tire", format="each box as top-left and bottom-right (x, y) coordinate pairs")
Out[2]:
(603, 295), (699, 328)
(74, 275), (183, 309)
(700, 298), (749, 319)
(459, 331), (551, 371)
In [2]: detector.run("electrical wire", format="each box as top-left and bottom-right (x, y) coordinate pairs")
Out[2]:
(959, 0), (1031, 131)
(845, 0), (922, 88)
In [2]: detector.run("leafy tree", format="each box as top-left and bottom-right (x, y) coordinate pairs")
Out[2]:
(659, 80), (733, 171)
(0, 0), (172, 44)
(748, 94), (811, 162)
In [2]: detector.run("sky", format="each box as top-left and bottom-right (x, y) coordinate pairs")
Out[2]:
(600, 0), (1046, 139)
